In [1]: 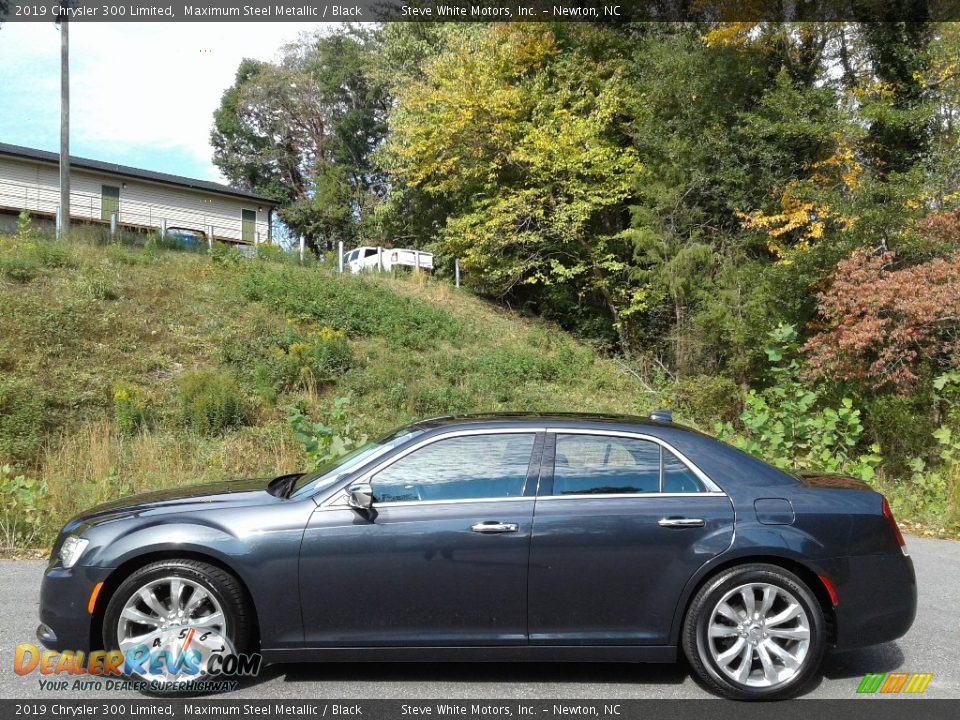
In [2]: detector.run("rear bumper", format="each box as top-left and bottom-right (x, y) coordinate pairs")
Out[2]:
(37, 563), (113, 653)
(826, 552), (916, 649)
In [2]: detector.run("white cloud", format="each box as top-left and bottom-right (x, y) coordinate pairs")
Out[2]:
(0, 22), (333, 180)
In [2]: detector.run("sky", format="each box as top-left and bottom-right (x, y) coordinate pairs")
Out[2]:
(0, 22), (328, 183)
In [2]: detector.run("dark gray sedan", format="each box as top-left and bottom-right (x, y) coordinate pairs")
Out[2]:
(38, 413), (916, 699)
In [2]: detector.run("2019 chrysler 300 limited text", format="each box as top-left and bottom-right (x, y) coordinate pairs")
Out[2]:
(37, 413), (916, 700)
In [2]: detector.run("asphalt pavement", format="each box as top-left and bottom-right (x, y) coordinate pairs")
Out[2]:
(1, 536), (957, 700)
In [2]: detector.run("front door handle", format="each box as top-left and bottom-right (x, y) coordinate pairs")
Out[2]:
(471, 521), (519, 534)
(658, 517), (705, 528)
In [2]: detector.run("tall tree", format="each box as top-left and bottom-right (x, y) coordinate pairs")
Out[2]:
(380, 24), (645, 352)
(211, 27), (389, 249)
(860, 18), (934, 176)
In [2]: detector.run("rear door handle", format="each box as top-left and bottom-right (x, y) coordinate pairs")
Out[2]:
(471, 521), (519, 534)
(658, 517), (705, 528)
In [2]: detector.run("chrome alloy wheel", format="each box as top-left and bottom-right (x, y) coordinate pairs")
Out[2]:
(706, 582), (811, 688)
(116, 575), (229, 683)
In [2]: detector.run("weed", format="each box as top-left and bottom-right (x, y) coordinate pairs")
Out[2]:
(0, 465), (48, 551)
(177, 371), (248, 435)
(113, 381), (150, 436)
(76, 270), (118, 300)
(288, 396), (368, 469)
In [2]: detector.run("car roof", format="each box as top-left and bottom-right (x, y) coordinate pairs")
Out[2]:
(403, 412), (799, 496)
(409, 412), (682, 433)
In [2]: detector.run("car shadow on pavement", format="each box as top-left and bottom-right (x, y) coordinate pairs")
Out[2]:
(242, 660), (691, 689)
(819, 642), (906, 680)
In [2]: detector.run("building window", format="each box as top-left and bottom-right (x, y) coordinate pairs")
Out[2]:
(241, 209), (256, 243)
(101, 185), (120, 221)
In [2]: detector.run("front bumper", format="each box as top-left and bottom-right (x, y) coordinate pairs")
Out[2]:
(37, 563), (113, 653)
(826, 551), (917, 649)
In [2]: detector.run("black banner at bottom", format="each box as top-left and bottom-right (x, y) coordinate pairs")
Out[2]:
(2, 699), (958, 720)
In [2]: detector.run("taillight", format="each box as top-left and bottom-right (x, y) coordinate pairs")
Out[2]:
(391, 251), (398, 262)
(882, 497), (907, 554)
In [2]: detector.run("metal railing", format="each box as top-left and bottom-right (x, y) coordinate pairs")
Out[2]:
(0, 178), (263, 245)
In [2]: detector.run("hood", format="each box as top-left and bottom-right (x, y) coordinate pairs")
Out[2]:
(68, 477), (274, 527)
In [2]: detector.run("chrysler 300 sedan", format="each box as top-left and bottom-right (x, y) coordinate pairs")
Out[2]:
(38, 413), (916, 699)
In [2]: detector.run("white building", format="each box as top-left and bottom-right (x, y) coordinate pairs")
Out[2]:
(0, 142), (276, 244)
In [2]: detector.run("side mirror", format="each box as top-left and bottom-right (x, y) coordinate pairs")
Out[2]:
(347, 483), (374, 511)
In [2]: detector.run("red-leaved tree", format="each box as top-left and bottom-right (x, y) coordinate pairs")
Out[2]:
(804, 250), (960, 392)
(917, 208), (960, 247)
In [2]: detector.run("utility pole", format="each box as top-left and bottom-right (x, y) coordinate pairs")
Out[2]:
(58, 9), (70, 237)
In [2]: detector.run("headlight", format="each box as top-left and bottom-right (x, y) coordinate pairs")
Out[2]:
(58, 536), (89, 568)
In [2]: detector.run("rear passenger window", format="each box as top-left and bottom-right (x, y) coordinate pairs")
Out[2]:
(552, 435), (706, 495)
(553, 435), (660, 495)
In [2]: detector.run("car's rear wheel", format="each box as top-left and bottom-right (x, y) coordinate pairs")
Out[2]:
(103, 559), (252, 691)
(682, 563), (826, 700)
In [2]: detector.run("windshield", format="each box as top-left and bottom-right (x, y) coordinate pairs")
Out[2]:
(287, 425), (423, 499)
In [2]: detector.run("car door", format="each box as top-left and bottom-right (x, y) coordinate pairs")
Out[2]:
(528, 430), (735, 646)
(299, 430), (542, 647)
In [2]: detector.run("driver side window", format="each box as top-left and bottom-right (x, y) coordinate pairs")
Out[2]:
(370, 433), (535, 504)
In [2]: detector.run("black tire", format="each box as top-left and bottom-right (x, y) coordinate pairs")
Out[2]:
(103, 559), (253, 691)
(682, 563), (826, 700)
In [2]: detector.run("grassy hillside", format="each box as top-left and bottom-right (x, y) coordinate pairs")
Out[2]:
(4, 229), (956, 550)
(0, 230), (651, 550)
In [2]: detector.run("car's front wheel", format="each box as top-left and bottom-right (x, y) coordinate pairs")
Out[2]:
(682, 563), (826, 700)
(102, 559), (252, 690)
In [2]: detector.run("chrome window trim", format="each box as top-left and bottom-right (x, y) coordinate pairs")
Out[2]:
(547, 427), (724, 495)
(536, 492), (727, 501)
(320, 427), (547, 508)
(370, 496), (535, 509)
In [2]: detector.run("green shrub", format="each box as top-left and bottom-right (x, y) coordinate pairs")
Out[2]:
(887, 372), (960, 519)
(715, 325), (882, 482)
(0, 464), (48, 550)
(265, 325), (352, 392)
(288, 396), (368, 470)
(32, 242), (72, 269)
(864, 393), (937, 476)
(674, 375), (742, 425)
(0, 235), (72, 282)
(112, 381), (149, 436)
(0, 378), (51, 466)
(0, 252), (40, 282)
(176, 371), (247, 435)
(209, 242), (245, 267)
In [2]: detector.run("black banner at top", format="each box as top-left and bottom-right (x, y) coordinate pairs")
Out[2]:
(0, 0), (958, 23)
